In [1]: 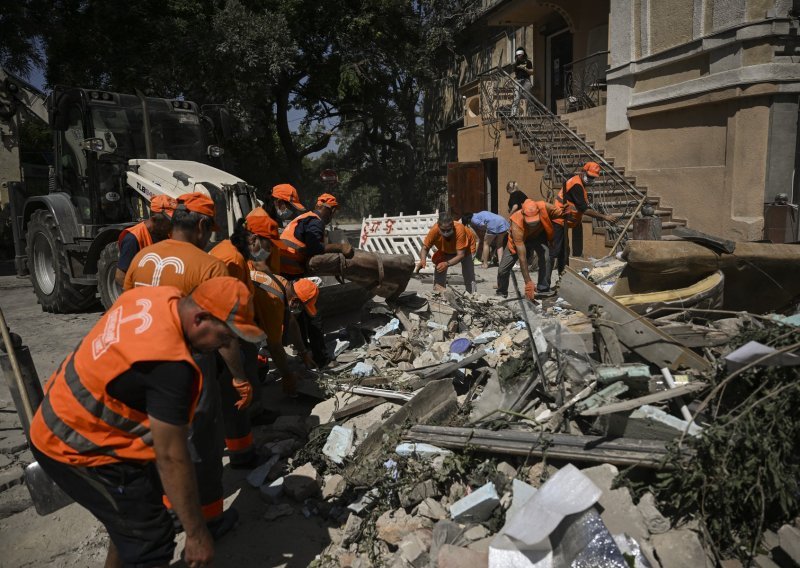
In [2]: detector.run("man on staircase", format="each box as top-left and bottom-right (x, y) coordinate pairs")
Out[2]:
(550, 162), (617, 276)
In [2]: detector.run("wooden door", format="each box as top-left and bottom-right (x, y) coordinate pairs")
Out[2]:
(447, 161), (485, 216)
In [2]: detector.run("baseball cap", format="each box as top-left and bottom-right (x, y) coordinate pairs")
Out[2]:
(292, 278), (319, 316)
(150, 195), (176, 218)
(316, 193), (339, 209)
(522, 199), (541, 223)
(245, 210), (280, 241)
(272, 184), (306, 211)
(191, 277), (265, 343)
(176, 192), (219, 230)
(583, 162), (601, 177)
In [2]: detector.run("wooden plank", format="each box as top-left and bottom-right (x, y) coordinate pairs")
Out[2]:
(336, 385), (414, 402)
(405, 425), (673, 468)
(332, 397), (386, 421)
(579, 381), (708, 416)
(559, 268), (711, 371)
(410, 348), (487, 381)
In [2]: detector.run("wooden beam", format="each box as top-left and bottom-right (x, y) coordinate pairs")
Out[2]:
(332, 397), (386, 421)
(559, 268), (711, 371)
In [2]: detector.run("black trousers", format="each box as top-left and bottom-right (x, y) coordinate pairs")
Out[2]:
(550, 223), (583, 273)
(496, 232), (552, 296)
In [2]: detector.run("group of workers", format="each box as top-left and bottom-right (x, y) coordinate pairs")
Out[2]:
(416, 161), (617, 300)
(29, 183), (349, 567)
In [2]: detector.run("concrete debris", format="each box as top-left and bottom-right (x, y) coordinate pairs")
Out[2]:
(415, 497), (448, 521)
(283, 462), (321, 501)
(322, 474), (347, 500)
(263, 503), (294, 521)
(777, 524), (800, 567)
(322, 426), (354, 464)
(651, 528), (713, 568)
(246, 455), (280, 488)
(437, 544), (488, 568)
(376, 508), (433, 546)
(259, 477), (284, 503)
(449, 481), (500, 523)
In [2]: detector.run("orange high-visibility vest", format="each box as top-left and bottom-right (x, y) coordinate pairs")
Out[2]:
(553, 175), (588, 229)
(210, 239), (254, 293)
(30, 286), (202, 467)
(117, 222), (153, 250)
(279, 211), (321, 275)
(507, 201), (555, 254)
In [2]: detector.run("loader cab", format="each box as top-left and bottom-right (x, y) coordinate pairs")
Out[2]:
(50, 87), (220, 228)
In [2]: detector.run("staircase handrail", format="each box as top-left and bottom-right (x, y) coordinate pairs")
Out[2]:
(478, 66), (646, 252)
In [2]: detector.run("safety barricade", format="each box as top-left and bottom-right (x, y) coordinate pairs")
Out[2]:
(359, 211), (439, 266)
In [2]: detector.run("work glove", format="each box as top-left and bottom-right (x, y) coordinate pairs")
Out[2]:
(340, 242), (355, 259)
(524, 281), (536, 301)
(435, 262), (449, 273)
(232, 378), (253, 410)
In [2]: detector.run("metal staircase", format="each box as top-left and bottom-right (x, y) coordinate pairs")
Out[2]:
(478, 67), (685, 253)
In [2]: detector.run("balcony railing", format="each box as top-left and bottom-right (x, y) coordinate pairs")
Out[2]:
(563, 50), (609, 114)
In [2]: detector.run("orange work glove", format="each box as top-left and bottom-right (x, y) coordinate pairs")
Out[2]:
(524, 281), (535, 301)
(232, 378), (253, 410)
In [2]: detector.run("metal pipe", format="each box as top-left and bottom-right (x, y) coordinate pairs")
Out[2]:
(135, 89), (154, 160)
(660, 367), (694, 423)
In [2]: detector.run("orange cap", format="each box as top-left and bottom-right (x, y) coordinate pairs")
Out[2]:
(316, 193), (339, 209)
(583, 162), (601, 177)
(272, 184), (306, 211)
(292, 278), (319, 316)
(191, 277), (265, 343)
(176, 192), (219, 230)
(245, 210), (280, 241)
(522, 199), (541, 223)
(150, 195), (176, 218)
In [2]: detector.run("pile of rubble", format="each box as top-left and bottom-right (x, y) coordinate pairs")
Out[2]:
(247, 257), (800, 566)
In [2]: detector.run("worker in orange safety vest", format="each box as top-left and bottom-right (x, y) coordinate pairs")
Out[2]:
(272, 183), (307, 227)
(497, 199), (567, 299)
(416, 212), (477, 293)
(29, 277), (263, 568)
(124, 191), (258, 539)
(550, 162), (617, 275)
(115, 195), (176, 287)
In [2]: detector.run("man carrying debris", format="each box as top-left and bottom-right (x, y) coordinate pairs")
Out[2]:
(114, 194), (176, 288)
(416, 212), (477, 293)
(280, 193), (353, 367)
(29, 276), (264, 568)
(497, 199), (566, 299)
(550, 162), (617, 274)
(123, 191), (257, 538)
(463, 210), (510, 268)
(272, 183), (306, 227)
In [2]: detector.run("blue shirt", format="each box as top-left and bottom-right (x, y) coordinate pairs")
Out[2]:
(471, 211), (510, 234)
(295, 215), (326, 256)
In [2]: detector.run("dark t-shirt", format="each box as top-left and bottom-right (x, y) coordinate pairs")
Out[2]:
(295, 216), (326, 257)
(106, 361), (196, 425)
(565, 180), (589, 213)
(508, 190), (528, 212)
(117, 233), (141, 272)
(514, 59), (533, 82)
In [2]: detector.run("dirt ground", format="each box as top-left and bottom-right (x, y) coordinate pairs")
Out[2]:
(0, 261), (522, 567)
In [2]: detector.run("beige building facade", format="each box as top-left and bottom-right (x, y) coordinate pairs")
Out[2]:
(425, 0), (800, 245)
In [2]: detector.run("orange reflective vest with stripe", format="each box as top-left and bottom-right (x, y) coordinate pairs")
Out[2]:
(30, 286), (202, 467)
(553, 175), (588, 229)
(507, 201), (555, 254)
(279, 211), (321, 276)
(118, 222), (153, 250)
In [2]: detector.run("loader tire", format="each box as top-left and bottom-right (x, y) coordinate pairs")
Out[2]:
(26, 209), (97, 313)
(97, 242), (122, 311)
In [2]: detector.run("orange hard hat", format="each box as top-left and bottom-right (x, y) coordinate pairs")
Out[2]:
(191, 276), (265, 342)
(583, 162), (601, 177)
(272, 184), (306, 210)
(150, 195), (176, 218)
(245, 210), (280, 241)
(176, 192), (219, 230)
(522, 199), (541, 223)
(316, 193), (339, 209)
(292, 278), (319, 316)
